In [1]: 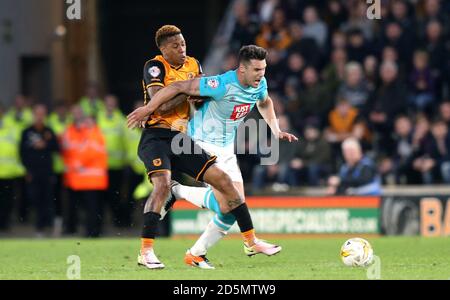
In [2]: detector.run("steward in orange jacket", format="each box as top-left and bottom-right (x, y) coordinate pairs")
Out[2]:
(61, 106), (108, 237)
(62, 117), (108, 191)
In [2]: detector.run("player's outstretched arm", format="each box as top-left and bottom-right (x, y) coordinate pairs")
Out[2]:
(127, 78), (201, 128)
(256, 95), (298, 142)
(147, 85), (187, 114)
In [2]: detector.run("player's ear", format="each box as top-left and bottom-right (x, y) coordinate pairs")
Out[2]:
(158, 40), (167, 52)
(238, 62), (246, 73)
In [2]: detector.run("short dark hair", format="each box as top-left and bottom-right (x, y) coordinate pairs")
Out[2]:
(155, 25), (182, 48)
(238, 45), (267, 64)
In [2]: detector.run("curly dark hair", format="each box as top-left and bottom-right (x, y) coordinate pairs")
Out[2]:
(155, 25), (182, 48)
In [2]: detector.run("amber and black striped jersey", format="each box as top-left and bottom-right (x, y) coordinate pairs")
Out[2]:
(142, 55), (202, 132)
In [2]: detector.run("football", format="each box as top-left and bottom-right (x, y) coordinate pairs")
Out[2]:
(340, 238), (374, 267)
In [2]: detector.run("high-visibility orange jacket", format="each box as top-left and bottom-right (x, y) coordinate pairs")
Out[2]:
(61, 123), (108, 191)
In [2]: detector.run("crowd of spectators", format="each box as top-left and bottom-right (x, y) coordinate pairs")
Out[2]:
(0, 86), (145, 237)
(226, 0), (450, 190)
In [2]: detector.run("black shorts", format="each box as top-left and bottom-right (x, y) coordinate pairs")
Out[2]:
(138, 127), (216, 182)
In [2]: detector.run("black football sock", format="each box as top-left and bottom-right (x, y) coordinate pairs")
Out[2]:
(141, 211), (161, 239)
(229, 203), (254, 233)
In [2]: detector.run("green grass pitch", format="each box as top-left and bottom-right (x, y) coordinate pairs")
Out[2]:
(0, 236), (449, 279)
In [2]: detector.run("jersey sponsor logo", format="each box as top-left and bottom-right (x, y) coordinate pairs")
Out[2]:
(153, 158), (162, 167)
(149, 66), (161, 78)
(229, 104), (251, 120)
(207, 78), (219, 89)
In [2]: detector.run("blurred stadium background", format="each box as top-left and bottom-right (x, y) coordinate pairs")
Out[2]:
(1, 0), (450, 243)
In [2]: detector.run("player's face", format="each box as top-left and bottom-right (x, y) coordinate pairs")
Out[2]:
(243, 59), (266, 88)
(160, 34), (187, 67)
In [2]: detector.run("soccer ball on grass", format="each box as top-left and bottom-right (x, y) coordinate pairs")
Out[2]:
(340, 238), (374, 267)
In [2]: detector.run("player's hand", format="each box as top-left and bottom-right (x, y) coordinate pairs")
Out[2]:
(127, 106), (151, 129)
(278, 131), (298, 142)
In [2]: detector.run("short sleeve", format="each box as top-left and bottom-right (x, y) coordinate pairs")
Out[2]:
(199, 75), (227, 100)
(195, 59), (203, 75)
(143, 60), (166, 88)
(258, 77), (268, 101)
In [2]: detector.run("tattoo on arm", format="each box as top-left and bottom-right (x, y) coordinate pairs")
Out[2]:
(156, 94), (188, 114)
(148, 86), (188, 114)
(184, 78), (201, 96)
(144, 79), (201, 116)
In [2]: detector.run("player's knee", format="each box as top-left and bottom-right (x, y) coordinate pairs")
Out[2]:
(155, 180), (170, 195)
(215, 172), (234, 192)
(151, 175), (171, 199)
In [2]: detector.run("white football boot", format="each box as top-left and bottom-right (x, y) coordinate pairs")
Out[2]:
(137, 248), (165, 269)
